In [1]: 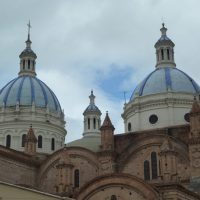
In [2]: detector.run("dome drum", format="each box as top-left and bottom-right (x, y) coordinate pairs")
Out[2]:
(0, 121), (66, 153)
(123, 90), (196, 132)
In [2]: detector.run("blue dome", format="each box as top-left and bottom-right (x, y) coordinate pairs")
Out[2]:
(84, 104), (101, 113)
(130, 67), (200, 101)
(0, 75), (61, 112)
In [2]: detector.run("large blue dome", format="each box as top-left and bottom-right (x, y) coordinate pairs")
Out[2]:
(130, 67), (200, 101)
(0, 75), (61, 112)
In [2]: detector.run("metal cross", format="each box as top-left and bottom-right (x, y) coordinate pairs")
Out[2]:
(27, 20), (31, 35)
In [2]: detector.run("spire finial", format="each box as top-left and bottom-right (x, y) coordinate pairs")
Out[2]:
(89, 90), (95, 105)
(25, 20), (32, 49)
(27, 20), (31, 40)
(160, 23), (167, 36)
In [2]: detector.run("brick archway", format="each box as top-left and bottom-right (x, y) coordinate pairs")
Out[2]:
(76, 173), (159, 200)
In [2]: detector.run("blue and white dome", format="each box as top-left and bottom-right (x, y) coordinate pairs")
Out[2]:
(122, 24), (200, 133)
(130, 67), (200, 101)
(0, 75), (61, 112)
(0, 26), (66, 154)
(0, 29), (62, 113)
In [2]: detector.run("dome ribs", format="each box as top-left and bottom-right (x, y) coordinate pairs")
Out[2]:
(139, 69), (157, 96)
(3, 78), (18, 106)
(176, 68), (200, 93)
(165, 67), (172, 91)
(16, 76), (26, 104)
(44, 82), (59, 111)
(35, 77), (48, 108)
(29, 76), (35, 104)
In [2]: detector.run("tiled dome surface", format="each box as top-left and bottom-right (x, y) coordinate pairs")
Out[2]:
(0, 75), (61, 112)
(130, 67), (200, 101)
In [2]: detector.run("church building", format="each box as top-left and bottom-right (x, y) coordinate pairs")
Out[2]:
(1, 24), (200, 200)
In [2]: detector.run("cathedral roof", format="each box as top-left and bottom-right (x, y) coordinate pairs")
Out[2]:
(154, 23), (174, 47)
(130, 67), (200, 101)
(0, 75), (61, 112)
(100, 112), (115, 131)
(66, 136), (101, 152)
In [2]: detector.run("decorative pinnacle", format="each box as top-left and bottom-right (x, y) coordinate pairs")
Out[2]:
(27, 20), (31, 40)
(89, 90), (95, 105)
(160, 23), (167, 36)
(25, 20), (32, 49)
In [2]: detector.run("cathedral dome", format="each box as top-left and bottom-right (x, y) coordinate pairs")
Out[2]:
(0, 75), (61, 112)
(122, 24), (200, 133)
(0, 23), (66, 154)
(130, 67), (200, 101)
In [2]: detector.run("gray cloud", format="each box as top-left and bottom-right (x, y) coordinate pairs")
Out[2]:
(0, 0), (200, 141)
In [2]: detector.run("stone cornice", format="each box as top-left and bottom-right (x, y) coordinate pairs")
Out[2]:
(0, 145), (41, 167)
(154, 183), (200, 199)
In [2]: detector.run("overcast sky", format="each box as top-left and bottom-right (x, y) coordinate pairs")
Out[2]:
(1, 0), (200, 142)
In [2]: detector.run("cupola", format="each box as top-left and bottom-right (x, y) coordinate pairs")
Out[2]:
(18, 21), (37, 76)
(83, 90), (101, 137)
(155, 23), (176, 68)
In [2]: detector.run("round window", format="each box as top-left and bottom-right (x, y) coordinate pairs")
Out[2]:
(149, 114), (158, 124)
(184, 113), (190, 122)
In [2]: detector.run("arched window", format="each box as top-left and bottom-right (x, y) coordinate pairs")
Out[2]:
(111, 195), (117, 200)
(156, 51), (159, 61)
(88, 118), (90, 129)
(93, 118), (96, 129)
(167, 49), (170, 60)
(51, 138), (55, 151)
(74, 169), (79, 188)
(98, 119), (100, 129)
(151, 152), (158, 179)
(128, 123), (132, 131)
(6, 135), (11, 148)
(28, 60), (30, 69)
(38, 135), (42, 148)
(23, 60), (25, 69)
(161, 49), (164, 60)
(144, 160), (150, 180)
(21, 134), (26, 147)
(32, 61), (35, 71)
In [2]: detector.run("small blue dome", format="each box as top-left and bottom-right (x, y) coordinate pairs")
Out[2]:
(130, 67), (200, 101)
(0, 75), (61, 112)
(84, 104), (101, 113)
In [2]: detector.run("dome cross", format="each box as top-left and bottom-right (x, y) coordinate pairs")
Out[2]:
(27, 20), (31, 38)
